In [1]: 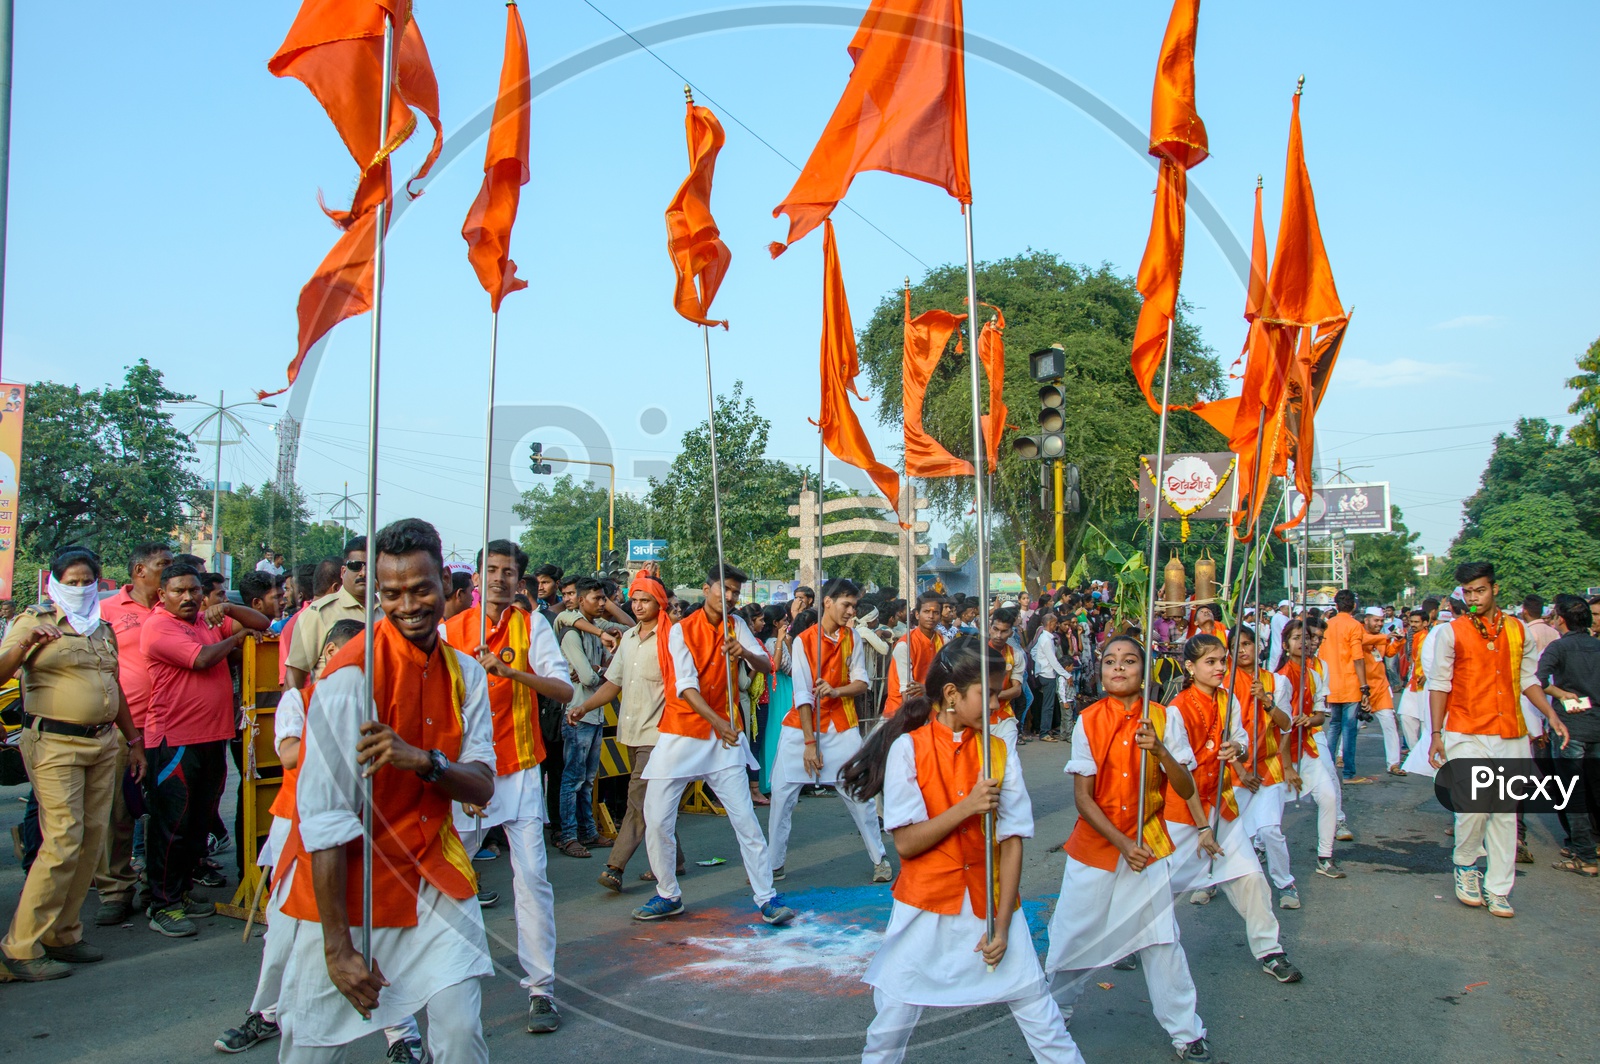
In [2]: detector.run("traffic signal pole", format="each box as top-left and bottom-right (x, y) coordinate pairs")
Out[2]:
(1053, 458), (1066, 587)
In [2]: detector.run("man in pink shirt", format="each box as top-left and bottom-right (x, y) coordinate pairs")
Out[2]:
(140, 563), (269, 938)
(95, 542), (173, 924)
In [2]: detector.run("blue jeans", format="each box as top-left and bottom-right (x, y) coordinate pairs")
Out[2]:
(1325, 702), (1360, 779)
(558, 720), (604, 843)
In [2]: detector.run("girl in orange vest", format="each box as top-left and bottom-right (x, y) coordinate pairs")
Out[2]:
(1165, 634), (1303, 984)
(1227, 626), (1298, 905)
(1275, 619), (1344, 884)
(839, 636), (1083, 1064)
(1044, 635), (1215, 1064)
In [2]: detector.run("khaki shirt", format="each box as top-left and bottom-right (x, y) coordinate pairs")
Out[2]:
(0, 605), (121, 725)
(286, 586), (367, 675)
(604, 624), (665, 747)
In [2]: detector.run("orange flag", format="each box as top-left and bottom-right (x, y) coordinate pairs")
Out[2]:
(1129, 0), (1208, 411)
(819, 222), (902, 508)
(666, 95), (733, 328)
(769, 0), (970, 256)
(263, 0), (443, 398)
(978, 304), (1008, 468)
(902, 284), (971, 478)
(462, 1), (530, 313)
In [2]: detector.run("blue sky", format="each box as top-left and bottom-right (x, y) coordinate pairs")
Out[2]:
(5, 1), (1595, 557)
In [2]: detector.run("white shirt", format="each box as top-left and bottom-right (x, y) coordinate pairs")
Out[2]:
(1031, 628), (1065, 680)
(667, 613), (768, 695)
(1065, 701), (1197, 777)
(790, 627), (870, 722)
(1268, 611), (1291, 669)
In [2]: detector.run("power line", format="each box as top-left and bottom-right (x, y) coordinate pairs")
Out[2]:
(575, 0), (931, 270)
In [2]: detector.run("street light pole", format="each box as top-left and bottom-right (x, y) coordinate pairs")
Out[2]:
(212, 390), (224, 570)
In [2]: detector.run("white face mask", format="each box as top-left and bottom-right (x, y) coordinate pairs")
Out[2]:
(48, 575), (102, 637)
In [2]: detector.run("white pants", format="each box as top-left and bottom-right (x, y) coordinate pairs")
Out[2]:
(1051, 940), (1205, 1051)
(863, 986), (1083, 1064)
(768, 780), (886, 872)
(1258, 815), (1294, 890)
(644, 765), (776, 906)
(1446, 731), (1530, 897)
(1400, 713), (1423, 752)
(459, 815), (556, 997)
(1216, 873), (1281, 959)
(1293, 756), (1340, 859)
(1375, 709), (1401, 767)
(277, 977), (486, 1064)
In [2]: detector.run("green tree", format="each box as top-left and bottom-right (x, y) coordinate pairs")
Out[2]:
(19, 360), (199, 567)
(855, 251), (1226, 590)
(1348, 506), (1421, 605)
(515, 474), (654, 579)
(1451, 496), (1600, 602)
(1567, 336), (1600, 449)
(1459, 418), (1600, 542)
(211, 480), (351, 584)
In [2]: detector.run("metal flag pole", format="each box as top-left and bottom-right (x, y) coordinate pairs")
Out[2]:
(960, 205), (997, 958)
(478, 310), (500, 652)
(1134, 321), (1176, 864)
(812, 399), (826, 781)
(702, 325), (739, 731)
(359, 10), (397, 971)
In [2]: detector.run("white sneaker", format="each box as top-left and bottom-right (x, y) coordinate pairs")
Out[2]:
(871, 859), (893, 884)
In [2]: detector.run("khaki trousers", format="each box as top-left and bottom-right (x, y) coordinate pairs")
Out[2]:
(2, 727), (119, 959)
(94, 735), (138, 904)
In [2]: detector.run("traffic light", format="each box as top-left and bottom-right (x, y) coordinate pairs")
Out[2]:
(1013, 381), (1066, 460)
(528, 441), (552, 476)
(1064, 463), (1082, 515)
(604, 548), (623, 572)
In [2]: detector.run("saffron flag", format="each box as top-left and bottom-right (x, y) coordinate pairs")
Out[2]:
(262, 0), (443, 399)
(666, 96), (733, 328)
(978, 304), (1008, 468)
(819, 221), (902, 508)
(1129, 0), (1208, 411)
(769, 0), (970, 256)
(462, 1), (531, 313)
(902, 284), (971, 478)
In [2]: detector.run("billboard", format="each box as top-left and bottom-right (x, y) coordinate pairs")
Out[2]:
(0, 385), (24, 599)
(1286, 483), (1392, 534)
(628, 538), (668, 563)
(1137, 451), (1238, 538)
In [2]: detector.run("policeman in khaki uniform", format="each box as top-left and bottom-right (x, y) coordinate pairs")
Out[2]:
(284, 537), (367, 690)
(0, 547), (146, 982)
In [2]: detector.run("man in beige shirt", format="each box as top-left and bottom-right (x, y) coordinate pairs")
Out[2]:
(570, 572), (681, 892)
(284, 537), (367, 689)
(0, 547), (146, 982)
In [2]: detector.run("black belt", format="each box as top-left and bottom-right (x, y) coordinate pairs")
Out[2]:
(21, 712), (115, 739)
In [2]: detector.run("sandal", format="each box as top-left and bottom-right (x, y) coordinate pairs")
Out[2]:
(750, 792), (771, 807)
(558, 839), (592, 859)
(1552, 857), (1599, 878)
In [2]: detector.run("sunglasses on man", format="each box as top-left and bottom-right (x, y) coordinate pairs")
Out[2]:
(344, 560), (365, 572)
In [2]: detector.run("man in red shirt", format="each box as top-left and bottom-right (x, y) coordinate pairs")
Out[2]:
(140, 563), (269, 938)
(1317, 590), (1370, 780)
(96, 541), (172, 925)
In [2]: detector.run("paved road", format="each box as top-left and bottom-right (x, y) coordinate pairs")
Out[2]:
(1, 722), (1596, 1063)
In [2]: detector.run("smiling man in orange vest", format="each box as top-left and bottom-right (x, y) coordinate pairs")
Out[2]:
(273, 519), (497, 1062)
(1428, 561), (1568, 919)
(884, 591), (945, 717)
(442, 538), (572, 1035)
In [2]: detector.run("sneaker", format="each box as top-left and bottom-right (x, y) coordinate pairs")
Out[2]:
(526, 994), (561, 1033)
(385, 1038), (426, 1064)
(597, 867), (623, 893)
(1189, 887), (1215, 905)
(1111, 954), (1140, 971)
(1254, 843), (1268, 867)
(0, 955), (73, 982)
(476, 890), (499, 908)
(182, 893), (218, 918)
(207, 831), (232, 857)
(215, 1012), (280, 1054)
(759, 897), (797, 926)
(771, 864), (786, 881)
(149, 906), (198, 938)
(1486, 892), (1514, 918)
(41, 941), (104, 964)
(1261, 952), (1303, 983)
(871, 859), (893, 884)
(473, 846), (498, 862)
(1177, 1037), (1214, 1062)
(1453, 865), (1484, 907)
(632, 895), (685, 921)
(196, 859), (227, 889)
(1278, 886), (1301, 910)
(1335, 820), (1354, 842)
(1315, 858), (1346, 880)
(95, 898), (135, 926)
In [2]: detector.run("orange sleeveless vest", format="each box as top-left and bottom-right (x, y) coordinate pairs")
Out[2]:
(884, 627), (942, 717)
(443, 605), (546, 774)
(279, 621), (478, 928)
(1278, 661), (1322, 761)
(1064, 697), (1176, 871)
(783, 625), (858, 732)
(1230, 669), (1283, 787)
(1165, 685), (1238, 825)
(1443, 615), (1527, 739)
(658, 609), (738, 739)
(989, 643), (1017, 725)
(891, 720), (1012, 919)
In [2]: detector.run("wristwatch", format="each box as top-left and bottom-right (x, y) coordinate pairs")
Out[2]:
(419, 748), (449, 783)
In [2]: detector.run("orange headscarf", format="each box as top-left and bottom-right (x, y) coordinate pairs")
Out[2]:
(629, 572), (674, 683)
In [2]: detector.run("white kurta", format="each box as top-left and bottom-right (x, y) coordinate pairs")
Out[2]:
(260, 685), (307, 868)
(863, 731), (1046, 1006)
(1165, 696), (1260, 892)
(646, 614), (767, 780)
(276, 652), (495, 1048)
(771, 633), (870, 786)
(1045, 709), (1196, 974)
